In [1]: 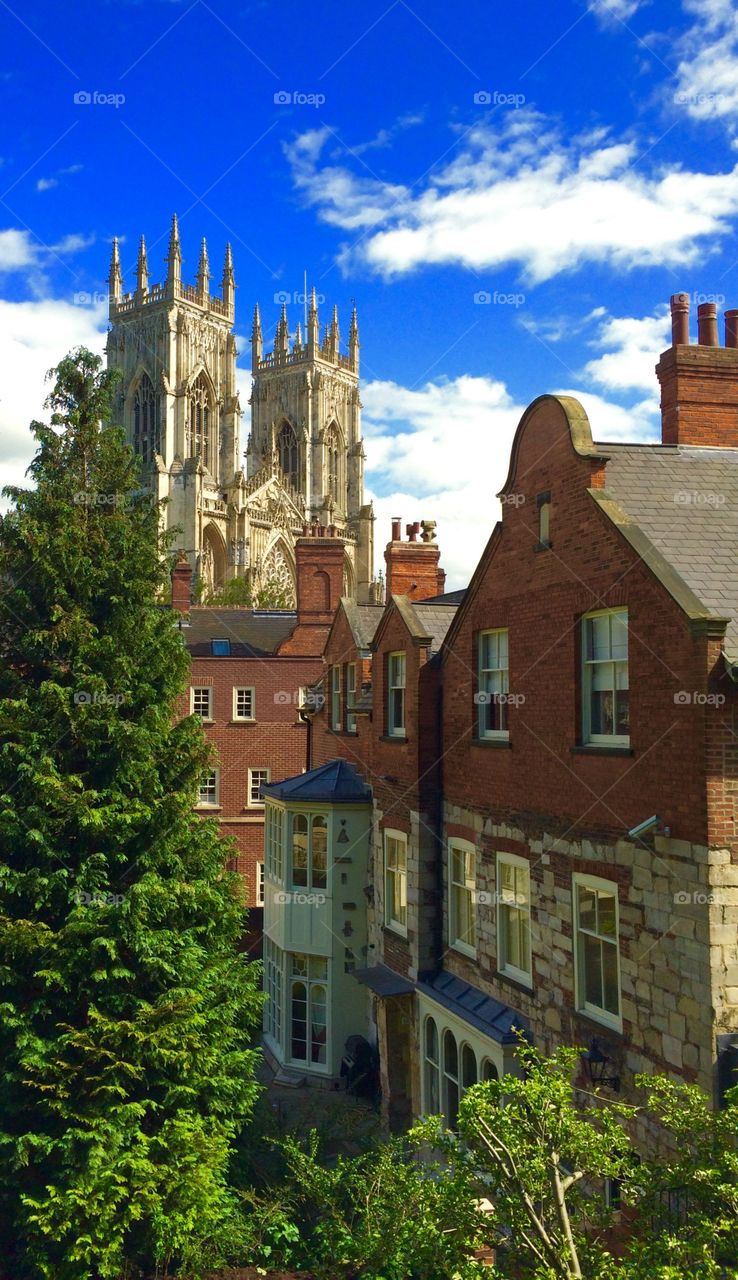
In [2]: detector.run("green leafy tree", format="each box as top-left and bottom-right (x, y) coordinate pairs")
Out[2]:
(0, 350), (263, 1280)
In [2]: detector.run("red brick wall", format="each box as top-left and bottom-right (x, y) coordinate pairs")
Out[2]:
(442, 396), (721, 847)
(657, 345), (738, 447)
(181, 654), (323, 913)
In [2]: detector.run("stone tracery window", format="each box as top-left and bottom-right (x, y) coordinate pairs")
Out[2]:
(278, 421), (299, 489)
(325, 423), (340, 503)
(259, 543), (296, 607)
(133, 373), (160, 463)
(188, 372), (213, 468)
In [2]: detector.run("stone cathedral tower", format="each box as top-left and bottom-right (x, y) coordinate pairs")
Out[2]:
(105, 217), (375, 604)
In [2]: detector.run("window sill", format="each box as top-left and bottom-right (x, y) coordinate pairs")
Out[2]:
(228, 719), (256, 726)
(472, 737), (512, 749)
(195, 804), (222, 812)
(573, 1006), (624, 1037)
(571, 745), (633, 758)
(450, 941), (476, 960)
(195, 717), (215, 726)
(383, 923), (409, 940)
(495, 968), (534, 997)
(380, 734), (409, 744)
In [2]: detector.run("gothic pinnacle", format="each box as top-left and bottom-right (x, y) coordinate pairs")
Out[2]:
(108, 236), (122, 298)
(222, 242), (235, 285)
(136, 234), (149, 295)
(252, 302), (262, 338)
(196, 237), (210, 295)
(166, 213), (182, 288)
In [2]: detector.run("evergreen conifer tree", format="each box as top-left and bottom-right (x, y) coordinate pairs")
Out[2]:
(0, 350), (262, 1279)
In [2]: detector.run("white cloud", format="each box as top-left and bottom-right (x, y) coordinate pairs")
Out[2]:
(673, 0), (738, 125)
(0, 227), (95, 277)
(0, 297), (107, 498)
(362, 369), (658, 589)
(582, 305), (670, 393)
(588, 0), (645, 23)
(36, 177), (58, 192)
(285, 113), (738, 283)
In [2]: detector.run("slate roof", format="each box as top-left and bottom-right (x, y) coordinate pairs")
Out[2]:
(416, 969), (528, 1045)
(421, 587), (468, 606)
(595, 442), (738, 660)
(180, 607), (296, 657)
(411, 601), (460, 653)
(262, 758), (373, 803)
(340, 598), (385, 650)
(352, 964), (415, 997)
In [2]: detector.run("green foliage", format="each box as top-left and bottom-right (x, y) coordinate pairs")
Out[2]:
(0, 350), (263, 1279)
(198, 575), (294, 609)
(239, 1128), (488, 1279)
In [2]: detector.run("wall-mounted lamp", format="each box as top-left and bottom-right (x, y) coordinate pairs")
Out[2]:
(580, 1038), (620, 1092)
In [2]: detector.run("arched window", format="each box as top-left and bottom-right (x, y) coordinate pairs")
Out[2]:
(278, 421), (299, 489)
(188, 373), (212, 468)
(443, 1029), (459, 1129)
(424, 1016), (440, 1113)
(325, 424), (340, 503)
(133, 373), (160, 463)
(481, 1058), (499, 1082)
(289, 953), (328, 1066)
(461, 1044), (478, 1094)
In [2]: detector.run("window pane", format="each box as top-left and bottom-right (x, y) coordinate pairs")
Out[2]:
(602, 941), (619, 1015)
(291, 980), (307, 1060)
(588, 614), (611, 661)
(582, 933), (603, 1007)
(427, 1061), (440, 1113)
(597, 890), (617, 938)
(443, 1030), (458, 1078)
(610, 611), (628, 661)
(425, 1016), (438, 1063)
(578, 886), (597, 933)
(482, 1059), (498, 1082)
(462, 1044), (477, 1090)
(312, 816), (328, 889)
(310, 984), (327, 1064)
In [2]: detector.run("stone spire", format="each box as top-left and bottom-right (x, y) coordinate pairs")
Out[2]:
(108, 237), (122, 309)
(307, 286), (319, 357)
(251, 302), (263, 372)
(196, 237), (210, 301)
(275, 302), (290, 359)
(221, 242), (235, 314)
(328, 304), (340, 359)
(135, 234), (149, 299)
(294, 319), (303, 354)
(166, 213), (182, 290)
(349, 304), (359, 373)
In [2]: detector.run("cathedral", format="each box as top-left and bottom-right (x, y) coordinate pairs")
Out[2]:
(105, 215), (375, 604)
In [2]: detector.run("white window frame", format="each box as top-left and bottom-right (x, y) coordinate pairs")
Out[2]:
(287, 952), (330, 1071)
(233, 686), (255, 721)
(496, 852), (532, 987)
(418, 996), (506, 1118)
(263, 937), (283, 1048)
(448, 838), (476, 958)
(477, 629), (509, 740)
(256, 861), (265, 907)
(264, 803), (284, 882)
(330, 664), (342, 731)
(387, 651), (406, 737)
(573, 873), (622, 1032)
(289, 812), (328, 892)
(191, 685), (213, 721)
(248, 767), (270, 808)
(384, 828), (408, 936)
(346, 662), (357, 734)
(582, 608), (629, 746)
(537, 492), (551, 547)
(196, 768), (219, 808)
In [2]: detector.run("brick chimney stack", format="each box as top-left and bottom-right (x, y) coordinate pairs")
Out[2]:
(171, 551), (193, 612)
(657, 292), (738, 447)
(384, 517), (446, 603)
(277, 524), (346, 656)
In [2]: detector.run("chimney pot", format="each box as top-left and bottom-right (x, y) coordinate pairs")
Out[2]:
(726, 310), (738, 349)
(670, 293), (690, 346)
(406, 521), (420, 542)
(697, 302), (719, 347)
(391, 517), (402, 541)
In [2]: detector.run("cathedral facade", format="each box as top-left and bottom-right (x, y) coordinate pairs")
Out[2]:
(105, 216), (375, 604)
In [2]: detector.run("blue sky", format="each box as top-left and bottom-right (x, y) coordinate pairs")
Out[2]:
(1, 0), (737, 584)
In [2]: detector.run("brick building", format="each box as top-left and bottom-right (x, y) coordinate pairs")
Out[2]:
(298, 294), (738, 1136)
(173, 526), (350, 951)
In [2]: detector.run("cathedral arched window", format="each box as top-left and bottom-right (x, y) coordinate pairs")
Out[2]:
(278, 421), (299, 490)
(325, 424), (340, 504)
(188, 373), (213, 469)
(133, 373), (160, 464)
